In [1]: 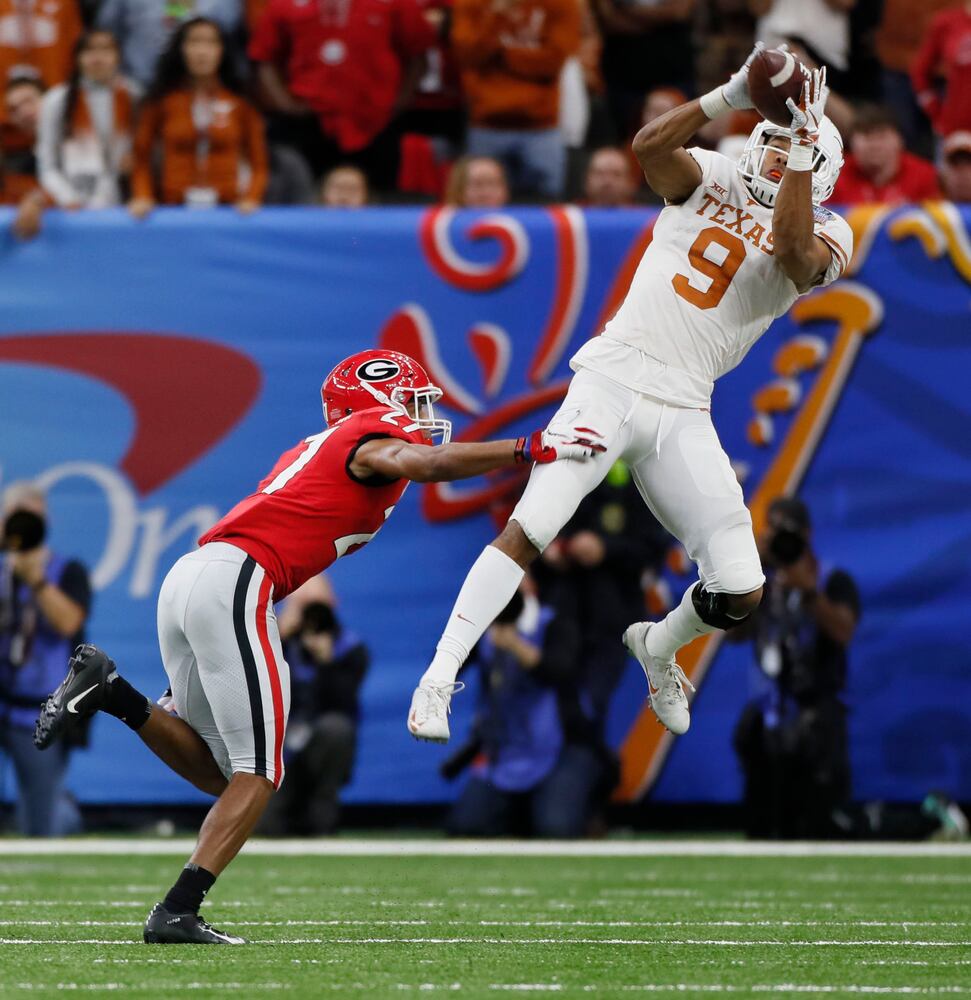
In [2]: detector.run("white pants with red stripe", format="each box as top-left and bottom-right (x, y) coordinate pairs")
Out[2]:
(157, 541), (291, 789)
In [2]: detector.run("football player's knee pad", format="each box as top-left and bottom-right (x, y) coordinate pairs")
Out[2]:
(691, 583), (754, 631)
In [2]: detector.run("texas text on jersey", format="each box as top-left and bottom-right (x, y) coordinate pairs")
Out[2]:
(199, 406), (426, 599)
(573, 146), (854, 409)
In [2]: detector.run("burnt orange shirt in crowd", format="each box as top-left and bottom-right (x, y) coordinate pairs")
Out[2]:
(0, 0), (80, 100)
(452, 0), (580, 130)
(875, 0), (960, 74)
(132, 87), (268, 205)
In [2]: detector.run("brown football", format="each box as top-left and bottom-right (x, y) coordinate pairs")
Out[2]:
(748, 47), (809, 128)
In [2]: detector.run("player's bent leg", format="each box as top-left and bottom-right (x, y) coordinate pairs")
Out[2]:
(137, 706), (229, 797)
(623, 406), (765, 734)
(411, 381), (628, 742)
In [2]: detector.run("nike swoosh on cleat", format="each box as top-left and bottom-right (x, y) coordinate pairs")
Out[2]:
(67, 684), (98, 714)
(648, 681), (659, 696)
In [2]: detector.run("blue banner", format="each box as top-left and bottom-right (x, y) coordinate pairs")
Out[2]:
(1, 204), (968, 806)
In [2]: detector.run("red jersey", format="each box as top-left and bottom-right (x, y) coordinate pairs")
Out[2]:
(831, 152), (942, 206)
(199, 407), (425, 598)
(912, 7), (971, 136)
(248, 0), (435, 152)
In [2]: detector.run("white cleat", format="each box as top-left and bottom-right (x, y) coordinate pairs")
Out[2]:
(622, 622), (695, 735)
(408, 681), (465, 743)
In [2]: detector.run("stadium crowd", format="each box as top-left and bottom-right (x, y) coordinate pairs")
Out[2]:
(1, 0), (971, 235)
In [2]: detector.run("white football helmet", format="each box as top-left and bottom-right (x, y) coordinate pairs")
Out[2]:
(737, 115), (843, 209)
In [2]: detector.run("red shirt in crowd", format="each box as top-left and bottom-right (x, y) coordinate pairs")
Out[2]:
(248, 0), (435, 152)
(831, 152), (942, 205)
(912, 6), (971, 136)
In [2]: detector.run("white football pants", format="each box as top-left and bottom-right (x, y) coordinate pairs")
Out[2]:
(511, 368), (765, 595)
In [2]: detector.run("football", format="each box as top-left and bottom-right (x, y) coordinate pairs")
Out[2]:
(748, 47), (809, 128)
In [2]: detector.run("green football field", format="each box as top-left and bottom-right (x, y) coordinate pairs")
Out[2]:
(0, 840), (969, 998)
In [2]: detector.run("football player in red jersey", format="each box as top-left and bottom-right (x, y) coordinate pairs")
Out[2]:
(33, 349), (604, 945)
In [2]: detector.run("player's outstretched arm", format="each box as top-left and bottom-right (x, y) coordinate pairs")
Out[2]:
(351, 427), (607, 484)
(773, 69), (835, 291)
(631, 101), (706, 203)
(633, 43), (762, 203)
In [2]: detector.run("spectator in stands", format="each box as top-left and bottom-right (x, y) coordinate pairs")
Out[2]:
(249, 0), (435, 191)
(261, 602), (369, 836)
(129, 18), (267, 218)
(912, 3), (971, 140)
(940, 131), (971, 203)
(0, 0), (80, 112)
(732, 497), (860, 839)
(1, 77), (42, 198)
(452, 0), (580, 199)
(830, 105), (941, 205)
(444, 155), (509, 208)
(321, 165), (369, 207)
(583, 145), (636, 207)
(875, 0), (957, 147)
(751, 0), (855, 93)
(96, 0), (243, 90)
(594, 0), (695, 142)
(36, 30), (137, 210)
(444, 581), (609, 839)
(1, 77), (48, 239)
(0, 482), (91, 837)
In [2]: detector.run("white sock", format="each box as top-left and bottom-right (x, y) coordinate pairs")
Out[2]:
(420, 545), (525, 687)
(644, 582), (716, 661)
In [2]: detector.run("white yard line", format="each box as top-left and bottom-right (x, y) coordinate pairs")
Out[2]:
(0, 838), (969, 858)
(3, 937), (969, 947)
(0, 918), (967, 929)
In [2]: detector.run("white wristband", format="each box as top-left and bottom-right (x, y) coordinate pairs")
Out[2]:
(699, 87), (731, 120)
(787, 139), (814, 172)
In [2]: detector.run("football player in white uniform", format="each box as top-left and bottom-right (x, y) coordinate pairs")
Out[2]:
(409, 53), (853, 740)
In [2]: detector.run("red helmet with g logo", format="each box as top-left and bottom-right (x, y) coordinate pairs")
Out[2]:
(320, 349), (451, 442)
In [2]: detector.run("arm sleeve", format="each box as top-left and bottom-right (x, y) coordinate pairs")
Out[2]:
(814, 210), (854, 287)
(248, 0), (287, 63)
(58, 560), (92, 616)
(451, 0), (504, 68)
(131, 101), (160, 200)
(824, 568), (861, 621)
(36, 87), (78, 206)
(241, 102), (269, 202)
(502, 0), (581, 80)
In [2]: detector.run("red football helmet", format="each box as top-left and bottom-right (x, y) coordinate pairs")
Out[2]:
(321, 349), (451, 443)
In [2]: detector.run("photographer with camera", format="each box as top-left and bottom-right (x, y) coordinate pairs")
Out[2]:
(1, 482), (91, 836)
(443, 577), (610, 838)
(732, 496), (860, 840)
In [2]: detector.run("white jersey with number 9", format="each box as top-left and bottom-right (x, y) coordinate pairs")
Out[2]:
(572, 147), (854, 408)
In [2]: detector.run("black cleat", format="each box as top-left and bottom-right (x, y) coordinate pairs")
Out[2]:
(143, 902), (246, 944)
(33, 643), (117, 750)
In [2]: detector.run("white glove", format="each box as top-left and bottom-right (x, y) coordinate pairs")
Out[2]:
(786, 66), (828, 147)
(700, 42), (764, 119)
(723, 41), (765, 111)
